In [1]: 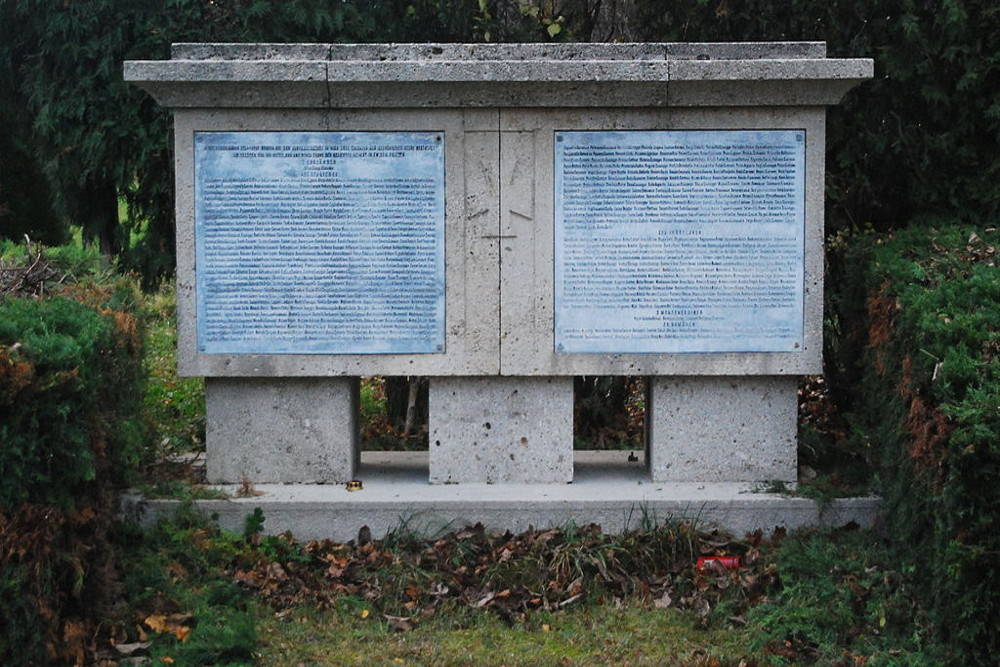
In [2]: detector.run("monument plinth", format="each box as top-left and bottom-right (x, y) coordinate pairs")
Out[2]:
(125, 43), (871, 494)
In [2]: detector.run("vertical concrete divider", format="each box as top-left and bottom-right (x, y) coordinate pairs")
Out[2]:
(429, 377), (573, 484)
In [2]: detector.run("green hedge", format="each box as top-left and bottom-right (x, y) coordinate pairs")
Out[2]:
(0, 262), (146, 663)
(0, 288), (145, 507)
(840, 224), (1000, 662)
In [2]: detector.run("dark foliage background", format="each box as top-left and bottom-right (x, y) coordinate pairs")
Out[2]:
(2, 1), (997, 286)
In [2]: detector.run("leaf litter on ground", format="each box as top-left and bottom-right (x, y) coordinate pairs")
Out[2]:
(117, 514), (934, 665)
(227, 520), (779, 632)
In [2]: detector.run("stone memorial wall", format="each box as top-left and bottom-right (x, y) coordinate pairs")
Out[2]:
(125, 42), (871, 489)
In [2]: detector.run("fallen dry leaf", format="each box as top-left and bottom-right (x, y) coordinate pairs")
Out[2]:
(114, 641), (152, 656)
(693, 597), (711, 618)
(384, 614), (415, 632)
(143, 613), (193, 642)
(143, 615), (168, 634)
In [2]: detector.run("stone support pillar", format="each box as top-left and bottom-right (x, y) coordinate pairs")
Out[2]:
(206, 377), (359, 483)
(646, 376), (797, 483)
(428, 377), (573, 483)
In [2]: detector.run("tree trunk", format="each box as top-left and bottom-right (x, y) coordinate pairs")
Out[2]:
(385, 377), (410, 430)
(586, 0), (641, 42)
(78, 178), (120, 258)
(402, 377), (425, 437)
(385, 376), (429, 435)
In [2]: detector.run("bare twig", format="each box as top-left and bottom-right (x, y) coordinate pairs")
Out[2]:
(0, 235), (66, 297)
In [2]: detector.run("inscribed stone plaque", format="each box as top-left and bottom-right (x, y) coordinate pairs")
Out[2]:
(554, 130), (805, 353)
(194, 131), (445, 354)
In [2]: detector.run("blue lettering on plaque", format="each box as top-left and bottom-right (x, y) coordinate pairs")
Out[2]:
(194, 131), (445, 354)
(554, 130), (805, 353)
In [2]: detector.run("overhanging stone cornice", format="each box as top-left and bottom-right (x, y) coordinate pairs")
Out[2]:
(124, 42), (873, 109)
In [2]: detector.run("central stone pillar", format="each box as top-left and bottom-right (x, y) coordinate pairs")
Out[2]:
(428, 377), (573, 483)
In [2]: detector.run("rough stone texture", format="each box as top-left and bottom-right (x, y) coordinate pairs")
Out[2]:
(205, 377), (359, 483)
(428, 377), (573, 483)
(663, 41), (826, 60)
(673, 79), (863, 107)
(122, 452), (881, 542)
(172, 43), (332, 61)
(171, 41), (826, 62)
(668, 58), (873, 106)
(322, 59), (673, 82)
(123, 60), (330, 108)
(669, 57), (872, 80)
(124, 60), (327, 81)
(324, 81), (674, 110)
(499, 106), (825, 376)
(172, 108), (499, 377)
(647, 376), (798, 483)
(125, 42), (872, 109)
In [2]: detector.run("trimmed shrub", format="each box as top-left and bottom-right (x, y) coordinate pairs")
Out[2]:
(0, 248), (146, 663)
(0, 289), (145, 506)
(838, 223), (1000, 662)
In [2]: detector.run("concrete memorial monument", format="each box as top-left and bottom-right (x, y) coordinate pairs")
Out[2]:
(125, 42), (874, 537)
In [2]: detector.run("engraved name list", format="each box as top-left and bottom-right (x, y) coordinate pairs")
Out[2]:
(194, 131), (445, 355)
(554, 130), (805, 354)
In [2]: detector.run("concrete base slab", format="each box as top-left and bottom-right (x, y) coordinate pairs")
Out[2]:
(125, 451), (879, 542)
(206, 377), (359, 483)
(428, 376), (574, 483)
(647, 376), (798, 483)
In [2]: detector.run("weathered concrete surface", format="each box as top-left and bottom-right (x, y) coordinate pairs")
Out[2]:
(123, 42), (874, 492)
(129, 44), (864, 378)
(124, 452), (880, 541)
(205, 377), (359, 483)
(647, 376), (798, 483)
(171, 42), (828, 61)
(125, 42), (873, 109)
(428, 377), (573, 483)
